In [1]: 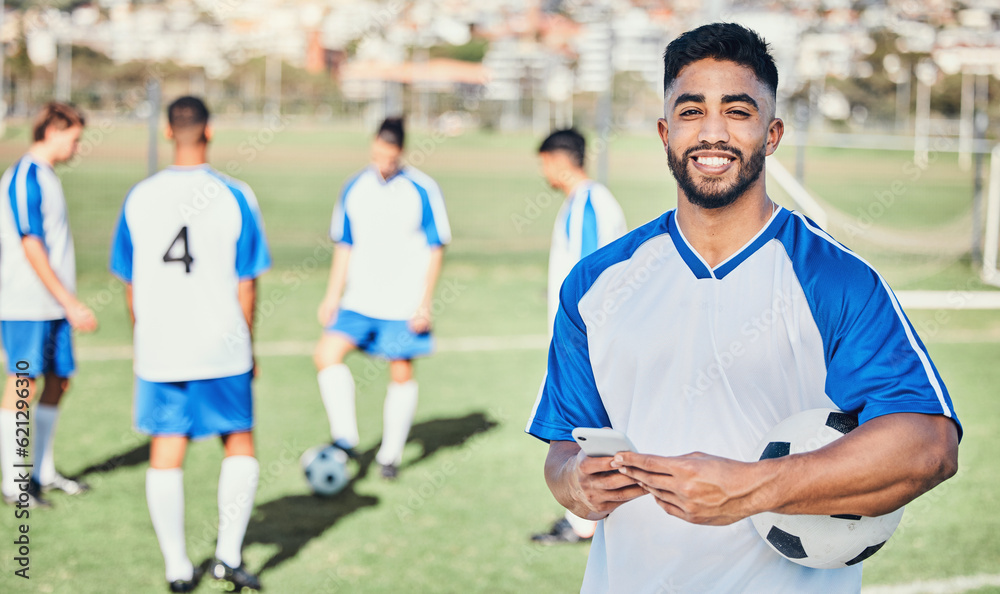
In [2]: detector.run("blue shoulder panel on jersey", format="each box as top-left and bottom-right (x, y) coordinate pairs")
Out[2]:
(776, 212), (961, 438)
(10, 161), (45, 239)
(108, 191), (135, 282)
(580, 189), (598, 259)
(403, 172), (443, 247)
(527, 213), (671, 443)
(207, 171), (272, 279)
(335, 170), (365, 245)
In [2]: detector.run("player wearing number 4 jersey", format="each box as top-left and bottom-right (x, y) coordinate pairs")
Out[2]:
(0, 102), (97, 510)
(110, 97), (269, 593)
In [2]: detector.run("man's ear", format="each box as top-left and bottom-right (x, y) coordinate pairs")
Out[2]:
(765, 118), (784, 156)
(164, 125), (174, 141)
(204, 124), (213, 143)
(657, 118), (669, 153)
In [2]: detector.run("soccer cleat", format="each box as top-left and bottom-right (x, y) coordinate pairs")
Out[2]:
(167, 565), (202, 593)
(531, 518), (591, 545)
(210, 558), (261, 592)
(331, 439), (359, 460)
(3, 481), (53, 509)
(379, 463), (398, 480)
(38, 473), (90, 495)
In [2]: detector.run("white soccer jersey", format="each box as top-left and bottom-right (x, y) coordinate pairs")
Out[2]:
(109, 164), (271, 383)
(0, 154), (76, 320)
(330, 165), (451, 321)
(548, 180), (627, 333)
(527, 207), (960, 593)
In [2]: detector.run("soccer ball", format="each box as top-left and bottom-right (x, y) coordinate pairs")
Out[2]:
(749, 408), (904, 569)
(301, 444), (350, 497)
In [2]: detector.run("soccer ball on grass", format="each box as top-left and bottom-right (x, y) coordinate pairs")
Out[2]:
(301, 444), (350, 497)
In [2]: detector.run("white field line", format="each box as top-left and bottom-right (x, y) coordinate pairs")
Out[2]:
(38, 334), (552, 363)
(896, 290), (1000, 310)
(863, 573), (1000, 594)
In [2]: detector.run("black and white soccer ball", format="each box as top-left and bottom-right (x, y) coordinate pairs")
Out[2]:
(750, 408), (904, 569)
(301, 444), (350, 497)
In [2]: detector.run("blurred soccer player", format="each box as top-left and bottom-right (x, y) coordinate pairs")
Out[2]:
(314, 117), (450, 480)
(530, 129), (626, 544)
(109, 97), (270, 593)
(0, 102), (96, 509)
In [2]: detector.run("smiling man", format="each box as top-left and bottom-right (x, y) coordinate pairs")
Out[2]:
(526, 23), (960, 592)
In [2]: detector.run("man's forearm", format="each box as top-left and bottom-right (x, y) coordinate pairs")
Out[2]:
(420, 247), (444, 307)
(324, 245), (351, 300)
(22, 236), (76, 307)
(759, 412), (959, 517)
(238, 279), (257, 340)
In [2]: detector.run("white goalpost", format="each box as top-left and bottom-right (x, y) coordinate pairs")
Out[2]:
(980, 144), (1000, 288)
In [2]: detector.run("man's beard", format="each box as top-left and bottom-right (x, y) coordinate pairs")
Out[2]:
(667, 142), (766, 209)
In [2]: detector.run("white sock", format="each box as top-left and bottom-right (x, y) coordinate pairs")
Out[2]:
(375, 380), (418, 466)
(34, 404), (59, 485)
(318, 364), (359, 447)
(1, 409), (22, 497)
(215, 456), (259, 569)
(146, 468), (193, 582)
(565, 509), (598, 538)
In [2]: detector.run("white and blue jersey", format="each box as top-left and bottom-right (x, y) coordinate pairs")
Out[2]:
(0, 154), (76, 321)
(548, 181), (626, 333)
(527, 207), (960, 593)
(109, 164), (271, 383)
(331, 165), (450, 321)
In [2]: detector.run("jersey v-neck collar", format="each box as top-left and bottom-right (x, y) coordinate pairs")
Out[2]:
(667, 206), (788, 280)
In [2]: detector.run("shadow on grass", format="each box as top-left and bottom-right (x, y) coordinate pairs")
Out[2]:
(246, 411), (499, 576)
(75, 440), (150, 478)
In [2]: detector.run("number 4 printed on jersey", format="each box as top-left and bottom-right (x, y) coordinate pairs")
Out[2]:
(163, 226), (194, 273)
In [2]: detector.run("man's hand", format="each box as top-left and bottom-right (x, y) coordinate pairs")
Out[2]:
(544, 440), (646, 520)
(612, 451), (762, 526)
(65, 299), (98, 333)
(317, 297), (339, 327)
(408, 304), (432, 334)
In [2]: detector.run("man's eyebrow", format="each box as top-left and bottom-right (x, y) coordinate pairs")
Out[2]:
(721, 93), (759, 110)
(673, 92), (705, 108)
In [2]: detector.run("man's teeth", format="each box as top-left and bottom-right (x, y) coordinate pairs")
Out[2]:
(695, 156), (732, 166)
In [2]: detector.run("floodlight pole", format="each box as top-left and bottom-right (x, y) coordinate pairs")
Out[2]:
(595, 15), (613, 186)
(971, 74), (989, 267)
(147, 77), (161, 178)
(0, 0), (5, 139)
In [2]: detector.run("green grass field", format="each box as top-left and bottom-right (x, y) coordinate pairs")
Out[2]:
(0, 121), (997, 593)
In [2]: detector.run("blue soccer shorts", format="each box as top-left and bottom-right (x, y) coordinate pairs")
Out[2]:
(1, 319), (75, 378)
(134, 371), (254, 439)
(326, 309), (433, 360)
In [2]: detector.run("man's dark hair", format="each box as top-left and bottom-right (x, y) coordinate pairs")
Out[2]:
(32, 102), (85, 142)
(377, 117), (405, 149)
(167, 96), (210, 144)
(662, 23), (778, 99)
(538, 128), (585, 168)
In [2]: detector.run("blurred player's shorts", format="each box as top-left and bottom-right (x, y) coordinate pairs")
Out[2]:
(326, 309), (433, 361)
(134, 371), (253, 439)
(1, 318), (75, 377)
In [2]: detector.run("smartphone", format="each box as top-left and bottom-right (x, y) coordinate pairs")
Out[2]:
(571, 427), (636, 457)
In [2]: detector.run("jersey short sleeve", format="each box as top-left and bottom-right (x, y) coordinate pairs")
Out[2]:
(330, 172), (362, 245)
(10, 162), (45, 239)
(109, 195), (134, 282)
(528, 267), (613, 442)
(228, 182), (272, 280)
(780, 214), (961, 437)
(403, 170), (451, 247)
